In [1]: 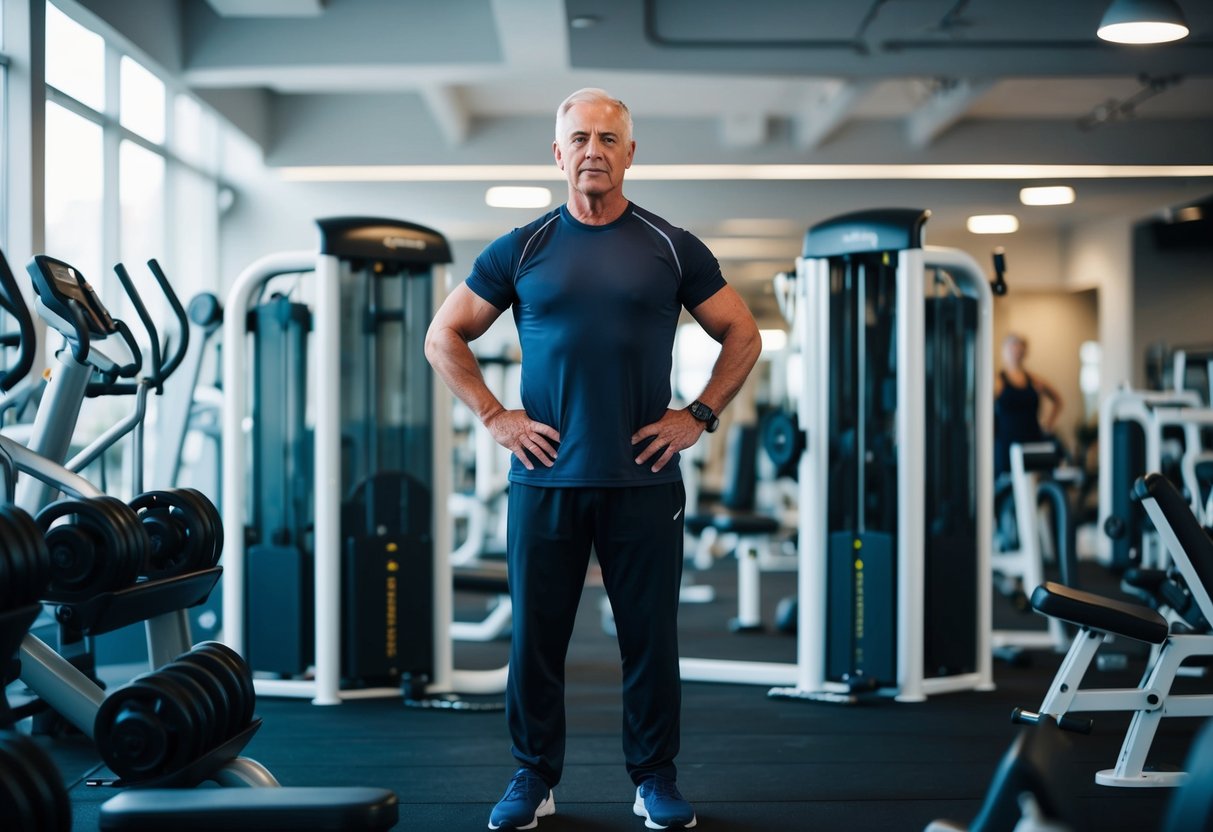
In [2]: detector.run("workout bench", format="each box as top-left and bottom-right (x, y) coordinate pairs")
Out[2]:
(1022, 473), (1213, 787)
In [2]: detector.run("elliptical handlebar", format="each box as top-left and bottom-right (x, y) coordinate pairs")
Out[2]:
(109, 263), (162, 390)
(97, 260), (192, 396)
(0, 248), (37, 392)
(147, 259), (191, 386)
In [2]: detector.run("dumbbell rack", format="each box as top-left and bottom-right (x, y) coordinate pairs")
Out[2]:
(3, 254), (279, 788)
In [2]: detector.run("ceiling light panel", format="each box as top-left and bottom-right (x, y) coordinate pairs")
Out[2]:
(967, 214), (1020, 234)
(1019, 186), (1076, 205)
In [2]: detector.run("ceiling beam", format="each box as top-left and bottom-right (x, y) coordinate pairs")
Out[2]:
(719, 112), (769, 149)
(206, 0), (325, 16)
(490, 0), (568, 69)
(421, 84), (471, 146)
(905, 79), (994, 149)
(794, 82), (874, 151)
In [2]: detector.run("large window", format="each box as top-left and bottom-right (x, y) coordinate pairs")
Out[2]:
(43, 2), (222, 304)
(45, 3), (103, 110)
(44, 99), (103, 282)
(40, 1), (226, 494)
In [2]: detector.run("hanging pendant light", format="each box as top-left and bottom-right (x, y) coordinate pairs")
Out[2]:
(1098, 0), (1190, 44)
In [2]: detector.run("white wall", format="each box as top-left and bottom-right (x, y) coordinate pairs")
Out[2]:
(1131, 219), (1213, 388)
(1062, 216), (1135, 402)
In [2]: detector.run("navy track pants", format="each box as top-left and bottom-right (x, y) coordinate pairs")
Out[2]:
(504, 481), (686, 788)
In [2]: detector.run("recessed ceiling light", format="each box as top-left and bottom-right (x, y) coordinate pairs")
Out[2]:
(1097, 0), (1189, 44)
(485, 186), (552, 209)
(967, 214), (1019, 234)
(569, 15), (600, 29)
(1019, 186), (1076, 206)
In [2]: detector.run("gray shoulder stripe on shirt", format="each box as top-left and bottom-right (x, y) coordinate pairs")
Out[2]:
(515, 215), (561, 282)
(632, 213), (682, 279)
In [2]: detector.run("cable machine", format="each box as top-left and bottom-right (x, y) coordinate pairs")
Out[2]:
(682, 208), (995, 702)
(222, 217), (505, 705)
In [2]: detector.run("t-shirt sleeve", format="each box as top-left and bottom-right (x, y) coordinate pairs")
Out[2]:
(465, 233), (519, 311)
(676, 232), (727, 310)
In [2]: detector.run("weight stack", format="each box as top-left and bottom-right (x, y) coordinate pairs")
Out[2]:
(826, 530), (896, 688)
(342, 472), (433, 687)
(246, 544), (313, 676)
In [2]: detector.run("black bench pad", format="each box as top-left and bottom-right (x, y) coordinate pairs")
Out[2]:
(1030, 581), (1169, 644)
(99, 786), (398, 831)
(453, 564), (509, 594)
(685, 512), (779, 535)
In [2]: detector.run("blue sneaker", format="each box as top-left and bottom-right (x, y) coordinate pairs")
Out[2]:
(634, 776), (697, 829)
(488, 768), (555, 830)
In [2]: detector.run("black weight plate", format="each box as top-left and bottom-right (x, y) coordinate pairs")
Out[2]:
(78, 497), (136, 591)
(84, 496), (139, 589)
(6, 733), (70, 832)
(3, 505), (52, 602)
(0, 516), (16, 609)
(155, 490), (212, 573)
(95, 675), (198, 780)
(157, 665), (220, 753)
(0, 732), (68, 832)
(0, 734), (54, 832)
(36, 501), (117, 597)
(0, 749), (41, 832)
(131, 673), (201, 776)
(130, 491), (197, 578)
(0, 511), (31, 607)
(161, 659), (229, 749)
(193, 641), (255, 727)
(94, 684), (169, 780)
(93, 496), (150, 588)
(0, 509), (33, 606)
(174, 649), (244, 739)
(179, 487), (224, 567)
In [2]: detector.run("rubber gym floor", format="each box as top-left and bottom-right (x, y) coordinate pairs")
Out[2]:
(31, 560), (1200, 832)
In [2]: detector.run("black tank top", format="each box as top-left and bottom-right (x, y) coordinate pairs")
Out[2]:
(994, 371), (1043, 476)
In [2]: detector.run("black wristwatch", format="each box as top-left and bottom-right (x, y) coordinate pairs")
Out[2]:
(687, 400), (720, 433)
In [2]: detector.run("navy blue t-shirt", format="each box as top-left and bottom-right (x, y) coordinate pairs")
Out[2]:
(466, 202), (726, 487)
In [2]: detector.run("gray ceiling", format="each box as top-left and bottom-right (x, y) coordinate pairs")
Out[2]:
(79, 0), (1213, 313)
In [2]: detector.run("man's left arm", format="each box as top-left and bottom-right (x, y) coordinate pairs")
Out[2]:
(632, 285), (762, 472)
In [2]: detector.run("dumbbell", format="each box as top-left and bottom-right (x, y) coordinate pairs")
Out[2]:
(0, 505), (51, 610)
(94, 671), (210, 781)
(95, 642), (256, 781)
(36, 496), (149, 600)
(177, 641), (256, 732)
(0, 731), (72, 832)
(128, 488), (223, 579)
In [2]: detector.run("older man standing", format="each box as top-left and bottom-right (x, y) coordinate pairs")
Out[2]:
(426, 88), (761, 830)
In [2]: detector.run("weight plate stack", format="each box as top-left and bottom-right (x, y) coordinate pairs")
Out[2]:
(36, 497), (147, 600)
(129, 489), (214, 579)
(0, 731), (72, 832)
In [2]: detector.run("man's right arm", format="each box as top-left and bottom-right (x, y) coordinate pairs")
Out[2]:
(424, 283), (560, 470)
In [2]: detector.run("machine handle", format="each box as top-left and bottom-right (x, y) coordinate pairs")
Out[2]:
(0, 248), (36, 392)
(146, 259), (190, 385)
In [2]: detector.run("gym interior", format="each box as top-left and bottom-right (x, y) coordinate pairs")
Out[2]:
(1, 1), (1212, 830)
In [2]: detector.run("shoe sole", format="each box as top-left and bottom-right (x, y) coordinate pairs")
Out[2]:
(632, 793), (697, 830)
(488, 791), (555, 830)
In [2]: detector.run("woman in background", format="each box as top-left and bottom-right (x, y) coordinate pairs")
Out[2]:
(994, 332), (1064, 479)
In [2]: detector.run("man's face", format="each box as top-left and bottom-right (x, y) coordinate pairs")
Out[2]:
(553, 99), (635, 199)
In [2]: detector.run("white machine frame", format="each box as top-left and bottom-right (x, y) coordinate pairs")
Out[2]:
(221, 249), (506, 705)
(680, 243), (995, 701)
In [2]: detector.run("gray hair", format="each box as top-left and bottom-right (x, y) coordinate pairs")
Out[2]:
(555, 88), (633, 142)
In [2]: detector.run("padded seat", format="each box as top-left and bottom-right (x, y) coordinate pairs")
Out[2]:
(453, 564), (510, 594)
(1030, 581), (1168, 644)
(99, 787), (398, 831)
(685, 511), (779, 536)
